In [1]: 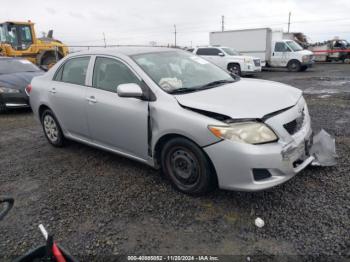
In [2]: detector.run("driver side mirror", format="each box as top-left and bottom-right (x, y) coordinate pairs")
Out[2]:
(117, 83), (143, 98)
(218, 52), (225, 57)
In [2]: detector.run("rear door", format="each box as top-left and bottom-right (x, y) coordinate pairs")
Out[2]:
(85, 56), (149, 160)
(49, 56), (91, 140)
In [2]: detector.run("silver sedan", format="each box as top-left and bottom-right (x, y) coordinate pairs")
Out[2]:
(29, 47), (314, 195)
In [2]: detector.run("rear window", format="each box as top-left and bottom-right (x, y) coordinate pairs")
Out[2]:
(0, 59), (41, 74)
(55, 57), (90, 85)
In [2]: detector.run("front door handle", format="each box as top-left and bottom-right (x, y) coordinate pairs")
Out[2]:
(49, 88), (56, 94)
(86, 96), (97, 103)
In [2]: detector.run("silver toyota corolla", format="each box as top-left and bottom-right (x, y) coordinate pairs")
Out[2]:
(29, 47), (315, 195)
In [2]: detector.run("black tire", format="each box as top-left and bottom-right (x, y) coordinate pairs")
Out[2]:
(300, 65), (308, 72)
(0, 104), (6, 113)
(287, 60), (301, 72)
(228, 63), (241, 76)
(160, 137), (217, 195)
(41, 109), (65, 147)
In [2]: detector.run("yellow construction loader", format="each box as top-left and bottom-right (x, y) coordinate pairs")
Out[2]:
(0, 21), (68, 69)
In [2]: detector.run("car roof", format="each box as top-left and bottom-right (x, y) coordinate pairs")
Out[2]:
(196, 46), (225, 48)
(69, 46), (179, 57)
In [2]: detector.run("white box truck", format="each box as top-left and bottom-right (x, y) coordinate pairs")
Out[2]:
(210, 28), (314, 72)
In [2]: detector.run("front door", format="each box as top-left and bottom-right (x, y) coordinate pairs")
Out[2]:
(86, 56), (149, 160)
(271, 42), (290, 67)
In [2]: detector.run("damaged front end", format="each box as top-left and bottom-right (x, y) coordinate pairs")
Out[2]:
(180, 96), (336, 191)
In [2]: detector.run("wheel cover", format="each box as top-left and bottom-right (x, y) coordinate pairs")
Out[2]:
(229, 65), (239, 74)
(167, 146), (201, 188)
(43, 115), (59, 142)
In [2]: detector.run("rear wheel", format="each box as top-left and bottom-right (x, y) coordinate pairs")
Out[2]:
(287, 60), (301, 72)
(228, 63), (241, 76)
(161, 137), (216, 195)
(41, 109), (65, 147)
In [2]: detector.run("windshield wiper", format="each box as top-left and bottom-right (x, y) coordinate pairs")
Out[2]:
(198, 79), (235, 90)
(168, 87), (199, 94)
(169, 79), (236, 94)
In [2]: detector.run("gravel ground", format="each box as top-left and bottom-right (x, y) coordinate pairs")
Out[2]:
(0, 63), (349, 261)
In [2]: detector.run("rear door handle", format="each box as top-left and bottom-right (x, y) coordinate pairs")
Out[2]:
(86, 96), (97, 103)
(49, 88), (56, 94)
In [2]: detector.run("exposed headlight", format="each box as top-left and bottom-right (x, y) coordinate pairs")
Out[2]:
(208, 122), (278, 144)
(0, 87), (20, 93)
(244, 58), (253, 63)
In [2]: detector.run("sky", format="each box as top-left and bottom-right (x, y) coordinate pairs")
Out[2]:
(1, 0), (350, 49)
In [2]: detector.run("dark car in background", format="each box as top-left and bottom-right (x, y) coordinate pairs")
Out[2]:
(0, 57), (43, 112)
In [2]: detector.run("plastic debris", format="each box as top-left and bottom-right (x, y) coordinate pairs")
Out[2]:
(254, 217), (265, 228)
(310, 129), (337, 166)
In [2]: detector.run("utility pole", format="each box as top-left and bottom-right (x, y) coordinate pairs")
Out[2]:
(174, 24), (177, 47)
(221, 15), (225, 32)
(103, 32), (107, 47)
(287, 12), (291, 33)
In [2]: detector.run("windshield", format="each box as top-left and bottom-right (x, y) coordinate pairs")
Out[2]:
(0, 59), (41, 74)
(221, 47), (240, 56)
(286, 41), (303, 51)
(132, 51), (235, 93)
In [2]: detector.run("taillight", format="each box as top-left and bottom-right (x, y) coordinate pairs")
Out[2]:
(25, 84), (32, 96)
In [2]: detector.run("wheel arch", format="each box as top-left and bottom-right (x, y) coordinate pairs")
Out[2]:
(38, 104), (51, 121)
(36, 50), (63, 66)
(227, 62), (241, 70)
(287, 59), (301, 66)
(153, 133), (218, 184)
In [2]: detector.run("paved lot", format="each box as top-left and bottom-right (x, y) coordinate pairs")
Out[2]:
(0, 63), (349, 261)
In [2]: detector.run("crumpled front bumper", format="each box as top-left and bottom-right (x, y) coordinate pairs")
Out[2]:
(203, 98), (318, 191)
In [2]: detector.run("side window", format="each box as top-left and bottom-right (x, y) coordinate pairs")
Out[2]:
(196, 48), (221, 56)
(275, 42), (290, 52)
(20, 26), (33, 44)
(61, 57), (90, 85)
(92, 57), (140, 92)
(54, 65), (64, 81)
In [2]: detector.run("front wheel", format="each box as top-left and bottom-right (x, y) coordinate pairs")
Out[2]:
(287, 60), (301, 72)
(300, 65), (308, 71)
(228, 64), (241, 76)
(161, 137), (217, 195)
(41, 109), (65, 147)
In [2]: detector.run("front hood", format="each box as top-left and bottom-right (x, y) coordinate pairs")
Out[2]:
(0, 71), (43, 91)
(175, 78), (302, 119)
(299, 50), (313, 55)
